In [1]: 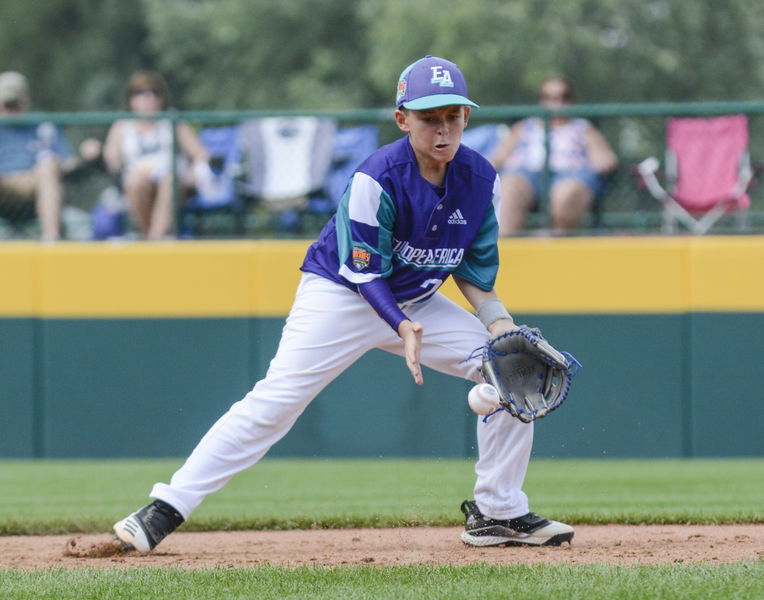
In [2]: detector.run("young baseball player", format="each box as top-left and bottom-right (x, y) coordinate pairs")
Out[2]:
(113, 55), (574, 552)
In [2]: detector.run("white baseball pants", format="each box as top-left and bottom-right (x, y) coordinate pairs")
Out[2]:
(151, 272), (533, 521)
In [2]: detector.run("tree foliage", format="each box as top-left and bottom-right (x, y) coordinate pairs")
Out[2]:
(0, 0), (152, 110)
(1, 0), (763, 111)
(142, 0), (371, 110)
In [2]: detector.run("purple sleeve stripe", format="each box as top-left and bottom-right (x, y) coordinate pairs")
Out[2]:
(358, 278), (408, 333)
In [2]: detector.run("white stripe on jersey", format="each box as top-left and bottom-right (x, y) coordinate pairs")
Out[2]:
(348, 173), (383, 227)
(491, 173), (502, 222)
(339, 263), (378, 285)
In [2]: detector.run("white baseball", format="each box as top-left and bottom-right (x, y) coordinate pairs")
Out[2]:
(467, 383), (501, 415)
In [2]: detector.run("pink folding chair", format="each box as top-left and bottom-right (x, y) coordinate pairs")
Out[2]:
(637, 114), (755, 234)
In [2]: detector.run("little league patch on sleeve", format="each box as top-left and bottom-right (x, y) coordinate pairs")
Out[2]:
(352, 246), (371, 271)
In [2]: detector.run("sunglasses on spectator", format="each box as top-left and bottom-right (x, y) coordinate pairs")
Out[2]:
(130, 88), (162, 98)
(540, 92), (572, 102)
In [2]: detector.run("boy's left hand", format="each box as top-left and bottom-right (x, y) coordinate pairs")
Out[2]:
(487, 317), (519, 338)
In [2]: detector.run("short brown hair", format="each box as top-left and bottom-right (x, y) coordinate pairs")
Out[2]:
(126, 70), (169, 108)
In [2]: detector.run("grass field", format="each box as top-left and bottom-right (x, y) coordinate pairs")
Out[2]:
(1, 457), (762, 599)
(1, 457), (761, 534)
(3, 563), (762, 600)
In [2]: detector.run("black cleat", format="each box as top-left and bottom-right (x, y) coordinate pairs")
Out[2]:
(113, 499), (184, 553)
(460, 499), (574, 547)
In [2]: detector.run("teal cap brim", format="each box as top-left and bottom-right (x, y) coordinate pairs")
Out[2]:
(401, 94), (479, 110)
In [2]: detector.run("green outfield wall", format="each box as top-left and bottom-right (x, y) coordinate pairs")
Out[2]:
(1, 237), (762, 458)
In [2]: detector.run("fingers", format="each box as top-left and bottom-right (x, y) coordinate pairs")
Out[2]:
(487, 317), (519, 338)
(398, 320), (424, 385)
(408, 358), (423, 385)
(406, 321), (423, 385)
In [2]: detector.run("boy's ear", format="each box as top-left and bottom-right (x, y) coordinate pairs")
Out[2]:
(394, 109), (410, 133)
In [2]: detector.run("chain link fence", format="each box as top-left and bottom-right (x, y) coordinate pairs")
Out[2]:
(2, 102), (764, 240)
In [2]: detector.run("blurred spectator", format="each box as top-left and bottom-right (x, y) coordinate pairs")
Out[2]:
(102, 71), (211, 240)
(490, 76), (619, 234)
(0, 71), (91, 241)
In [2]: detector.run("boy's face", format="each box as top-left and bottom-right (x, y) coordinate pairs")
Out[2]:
(395, 105), (470, 166)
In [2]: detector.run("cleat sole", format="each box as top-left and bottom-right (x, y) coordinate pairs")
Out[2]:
(462, 530), (574, 547)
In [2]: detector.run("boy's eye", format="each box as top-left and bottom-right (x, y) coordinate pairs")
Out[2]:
(418, 111), (461, 124)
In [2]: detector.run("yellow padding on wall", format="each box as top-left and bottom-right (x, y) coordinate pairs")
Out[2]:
(0, 236), (762, 317)
(688, 237), (764, 311)
(0, 245), (38, 315)
(445, 236), (689, 314)
(0, 241), (309, 318)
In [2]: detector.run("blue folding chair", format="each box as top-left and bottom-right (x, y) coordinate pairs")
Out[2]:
(307, 125), (380, 217)
(183, 125), (244, 236)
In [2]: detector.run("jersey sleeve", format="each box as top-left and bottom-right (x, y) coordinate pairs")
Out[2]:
(335, 172), (397, 285)
(452, 173), (501, 290)
(358, 278), (408, 332)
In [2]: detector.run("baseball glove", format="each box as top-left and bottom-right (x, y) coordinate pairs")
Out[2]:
(479, 326), (581, 423)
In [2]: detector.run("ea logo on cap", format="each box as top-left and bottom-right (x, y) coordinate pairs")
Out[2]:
(430, 66), (454, 88)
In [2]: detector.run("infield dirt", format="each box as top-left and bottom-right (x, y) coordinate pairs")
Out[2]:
(1, 524), (762, 569)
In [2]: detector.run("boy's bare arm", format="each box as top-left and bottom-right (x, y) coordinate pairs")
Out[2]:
(453, 276), (517, 337)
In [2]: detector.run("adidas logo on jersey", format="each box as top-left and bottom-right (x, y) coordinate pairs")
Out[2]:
(448, 209), (467, 225)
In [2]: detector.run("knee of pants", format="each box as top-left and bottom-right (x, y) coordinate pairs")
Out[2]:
(236, 388), (311, 431)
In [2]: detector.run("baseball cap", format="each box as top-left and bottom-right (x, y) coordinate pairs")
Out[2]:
(396, 55), (478, 110)
(0, 71), (30, 105)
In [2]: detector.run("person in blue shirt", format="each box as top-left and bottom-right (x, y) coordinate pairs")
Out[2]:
(113, 56), (574, 553)
(0, 71), (83, 241)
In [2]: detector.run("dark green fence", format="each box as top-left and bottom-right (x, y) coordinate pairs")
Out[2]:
(2, 313), (763, 459)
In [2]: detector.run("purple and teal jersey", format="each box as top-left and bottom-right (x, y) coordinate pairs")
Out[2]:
(301, 135), (501, 304)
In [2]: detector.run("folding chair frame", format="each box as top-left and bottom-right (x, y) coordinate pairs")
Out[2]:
(636, 117), (756, 235)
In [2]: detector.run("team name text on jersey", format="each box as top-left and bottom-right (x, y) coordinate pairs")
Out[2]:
(392, 238), (464, 269)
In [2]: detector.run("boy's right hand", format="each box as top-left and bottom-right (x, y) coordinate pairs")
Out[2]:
(398, 319), (423, 386)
